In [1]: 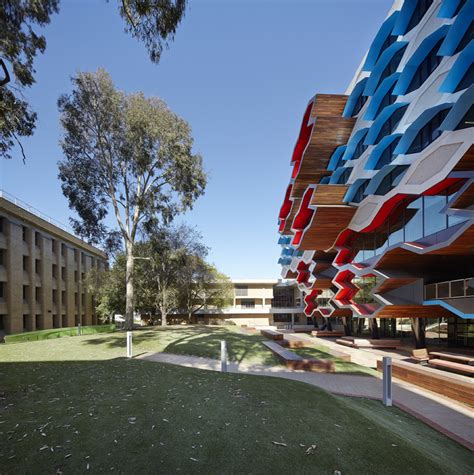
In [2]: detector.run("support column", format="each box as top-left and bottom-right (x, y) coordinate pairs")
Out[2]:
(411, 318), (426, 348)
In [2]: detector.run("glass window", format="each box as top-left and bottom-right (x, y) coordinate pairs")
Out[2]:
(241, 299), (255, 308)
(374, 136), (401, 169)
(406, 38), (444, 94)
(375, 105), (408, 144)
(273, 286), (294, 308)
(455, 105), (474, 131)
(455, 63), (474, 92)
(424, 195), (448, 236)
(352, 133), (369, 160)
(375, 83), (397, 118)
(0, 249), (4, 267)
(235, 285), (248, 297)
(455, 21), (473, 54)
(374, 166), (409, 195)
(377, 46), (407, 90)
(454, 0), (468, 16)
(407, 108), (450, 154)
(406, 0), (433, 33)
(337, 167), (352, 184)
(352, 93), (368, 117)
(437, 282), (449, 298)
(451, 280), (465, 297)
(405, 198), (423, 242)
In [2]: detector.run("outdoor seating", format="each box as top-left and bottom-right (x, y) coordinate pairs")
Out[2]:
(412, 348), (430, 364)
(429, 351), (474, 366)
(428, 359), (474, 377)
(260, 329), (284, 340)
(262, 341), (335, 372)
(311, 330), (344, 337)
(336, 337), (401, 349)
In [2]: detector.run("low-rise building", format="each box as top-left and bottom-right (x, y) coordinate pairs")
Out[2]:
(0, 191), (108, 335)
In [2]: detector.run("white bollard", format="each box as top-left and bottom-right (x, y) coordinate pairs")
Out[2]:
(77, 323), (81, 336)
(383, 356), (392, 406)
(221, 340), (227, 373)
(127, 331), (133, 358)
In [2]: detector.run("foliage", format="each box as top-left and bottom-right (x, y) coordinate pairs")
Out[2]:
(1, 0), (187, 160)
(58, 69), (206, 329)
(0, 0), (59, 160)
(3, 324), (115, 344)
(118, 0), (187, 63)
(84, 256), (127, 322)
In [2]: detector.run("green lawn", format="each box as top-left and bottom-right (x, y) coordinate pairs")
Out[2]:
(0, 328), (473, 473)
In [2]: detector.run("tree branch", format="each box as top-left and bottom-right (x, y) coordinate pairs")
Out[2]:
(0, 59), (10, 87)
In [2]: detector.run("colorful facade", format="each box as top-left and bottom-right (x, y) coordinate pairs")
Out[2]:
(278, 0), (474, 347)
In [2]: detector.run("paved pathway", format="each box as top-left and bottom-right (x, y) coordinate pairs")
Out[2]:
(141, 351), (474, 451)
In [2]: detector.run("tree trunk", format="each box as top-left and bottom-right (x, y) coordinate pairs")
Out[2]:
(342, 316), (352, 336)
(369, 318), (380, 339)
(411, 318), (426, 349)
(161, 289), (167, 326)
(357, 318), (365, 335)
(326, 317), (333, 331)
(125, 240), (134, 331)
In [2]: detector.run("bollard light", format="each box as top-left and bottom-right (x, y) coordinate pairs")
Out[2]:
(127, 331), (133, 358)
(221, 340), (227, 373)
(77, 323), (81, 336)
(383, 356), (392, 406)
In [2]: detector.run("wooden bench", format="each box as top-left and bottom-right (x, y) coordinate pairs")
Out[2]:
(260, 329), (283, 340)
(337, 337), (401, 349)
(429, 351), (474, 365)
(412, 348), (430, 364)
(377, 359), (474, 405)
(429, 359), (474, 377)
(277, 339), (307, 349)
(311, 330), (344, 337)
(262, 341), (335, 372)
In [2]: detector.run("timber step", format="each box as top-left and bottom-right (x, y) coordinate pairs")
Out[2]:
(428, 359), (474, 377)
(262, 341), (335, 372)
(337, 337), (401, 349)
(260, 329), (284, 340)
(312, 330), (344, 337)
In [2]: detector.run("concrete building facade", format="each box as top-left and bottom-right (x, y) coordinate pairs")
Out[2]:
(0, 191), (107, 335)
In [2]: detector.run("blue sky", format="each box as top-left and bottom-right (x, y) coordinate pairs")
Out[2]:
(1, 0), (393, 278)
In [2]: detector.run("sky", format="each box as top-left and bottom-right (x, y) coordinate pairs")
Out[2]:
(1, 0), (393, 279)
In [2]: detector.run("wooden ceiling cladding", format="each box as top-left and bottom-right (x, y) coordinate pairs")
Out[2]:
(310, 184), (349, 206)
(453, 144), (474, 172)
(377, 305), (455, 319)
(290, 95), (355, 200)
(299, 206), (356, 252)
(452, 183), (474, 209)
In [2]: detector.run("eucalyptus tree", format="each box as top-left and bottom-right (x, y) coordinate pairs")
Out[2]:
(1, 0), (187, 160)
(58, 69), (206, 330)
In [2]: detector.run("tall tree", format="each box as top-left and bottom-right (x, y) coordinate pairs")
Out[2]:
(58, 70), (206, 330)
(178, 258), (233, 322)
(1, 0), (187, 160)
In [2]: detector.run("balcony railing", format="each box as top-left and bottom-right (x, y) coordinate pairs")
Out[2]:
(425, 278), (474, 300)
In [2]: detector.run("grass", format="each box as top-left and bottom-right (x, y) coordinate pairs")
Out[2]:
(1, 354), (473, 474)
(4, 324), (116, 344)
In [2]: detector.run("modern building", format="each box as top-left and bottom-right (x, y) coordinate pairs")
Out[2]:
(193, 279), (314, 329)
(0, 191), (108, 335)
(277, 0), (473, 347)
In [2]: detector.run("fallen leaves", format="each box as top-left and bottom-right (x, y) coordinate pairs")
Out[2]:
(305, 444), (317, 455)
(272, 441), (287, 447)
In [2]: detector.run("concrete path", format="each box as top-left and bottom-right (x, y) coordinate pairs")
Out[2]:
(141, 351), (474, 451)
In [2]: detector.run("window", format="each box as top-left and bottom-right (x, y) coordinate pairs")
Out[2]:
(53, 314), (60, 328)
(0, 314), (4, 330)
(375, 136), (402, 169)
(376, 46), (407, 90)
(273, 287), (294, 308)
(34, 232), (40, 247)
(406, 0), (433, 33)
(374, 166), (409, 195)
(81, 253), (86, 265)
(35, 315), (41, 330)
(455, 63), (474, 92)
(337, 167), (352, 185)
(240, 299), (255, 308)
(235, 285), (248, 297)
(352, 133), (369, 160)
(375, 105), (408, 143)
(0, 282), (4, 300)
(376, 35), (397, 64)
(0, 217), (4, 233)
(74, 250), (79, 262)
(61, 266), (66, 281)
(273, 313), (292, 323)
(455, 105), (474, 131)
(61, 291), (66, 303)
(0, 249), (4, 266)
(35, 287), (41, 303)
(455, 21), (473, 54)
(74, 271), (78, 282)
(407, 108), (450, 154)
(61, 243), (66, 257)
(406, 39), (443, 94)
(374, 83), (397, 118)
(22, 226), (27, 241)
(351, 181), (370, 203)
(23, 255), (28, 271)
(454, 0), (468, 16)
(81, 293), (86, 306)
(352, 93), (368, 117)
(23, 315), (28, 330)
(52, 289), (57, 304)
(52, 264), (57, 279)
(23, 285), (28, 301)
(35, 259), (41, 275)
(74, 293), (79, 306)
(62, 314), (67, 327)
